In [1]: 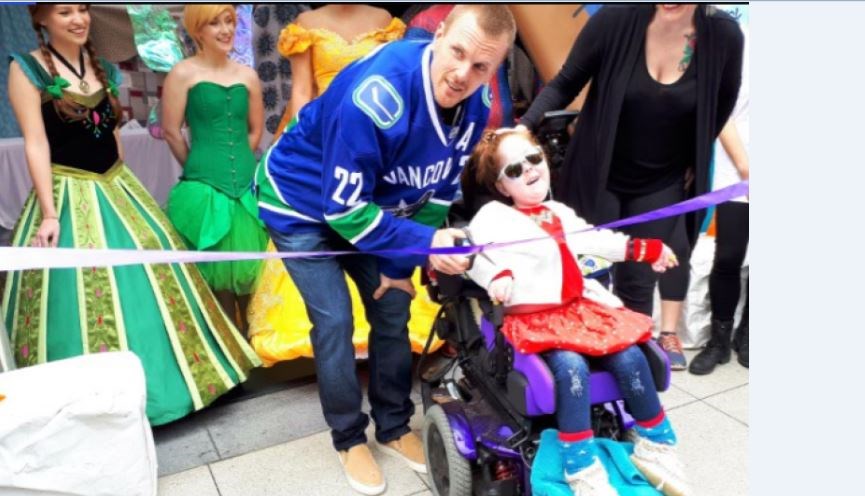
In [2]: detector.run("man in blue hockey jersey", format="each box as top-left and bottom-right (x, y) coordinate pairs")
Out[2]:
(256, 5), (515, 494)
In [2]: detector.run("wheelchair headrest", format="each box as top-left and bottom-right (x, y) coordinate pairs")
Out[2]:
(536, 110), (579, 171)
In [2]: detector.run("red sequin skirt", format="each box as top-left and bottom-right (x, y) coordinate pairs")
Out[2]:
(501, 298), (653, 357)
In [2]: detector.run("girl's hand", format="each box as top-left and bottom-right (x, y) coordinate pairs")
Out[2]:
(651, 245), (678, 273)
(32, 217), (60, 248)
(488, 276), (514, 304)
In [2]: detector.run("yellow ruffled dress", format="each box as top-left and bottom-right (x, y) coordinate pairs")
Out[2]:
(248, 18), (443, 365)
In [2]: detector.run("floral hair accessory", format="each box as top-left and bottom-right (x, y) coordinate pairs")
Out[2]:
(45, 75), (70, 100)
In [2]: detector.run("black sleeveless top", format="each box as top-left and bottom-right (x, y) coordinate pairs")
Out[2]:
(608, 42), (698, 195)
(11, 52), (120, 173)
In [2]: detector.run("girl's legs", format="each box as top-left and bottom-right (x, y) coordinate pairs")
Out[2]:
(543, 350), (594, 473)
(543, 350), (616, 493)
(597, 345), (676, 445)
(601, 346), (688, 495)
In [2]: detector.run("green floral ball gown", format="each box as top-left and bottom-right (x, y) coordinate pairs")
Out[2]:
(2, 53), (261, 426)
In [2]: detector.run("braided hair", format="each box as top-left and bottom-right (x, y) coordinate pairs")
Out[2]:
(83, 38), (122, 120)
(28, 5), (122, 122)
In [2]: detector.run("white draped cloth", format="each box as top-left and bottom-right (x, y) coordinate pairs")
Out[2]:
(0, 352), (157, 495)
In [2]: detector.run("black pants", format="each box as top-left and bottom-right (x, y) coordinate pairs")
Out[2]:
(597, 180), (692, 317)
(709, 201), (749, 320)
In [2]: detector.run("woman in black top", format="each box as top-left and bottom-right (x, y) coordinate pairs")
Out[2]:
(519, 4), (743, 370)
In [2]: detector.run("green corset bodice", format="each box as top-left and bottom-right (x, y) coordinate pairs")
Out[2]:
(183, 82), (257, 198)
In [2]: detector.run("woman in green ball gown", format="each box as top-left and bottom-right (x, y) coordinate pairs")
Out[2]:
(3, 3), (261, 426)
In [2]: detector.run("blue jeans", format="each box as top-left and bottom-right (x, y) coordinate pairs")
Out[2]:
(268, 227), (414, 451)
(543, 345), (661, 433)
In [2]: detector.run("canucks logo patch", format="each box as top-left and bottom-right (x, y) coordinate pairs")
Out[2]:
(352, 76), (404, 129)
(482, 84), (492, 108)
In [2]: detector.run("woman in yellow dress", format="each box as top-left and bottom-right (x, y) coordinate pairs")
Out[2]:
(248, 4), (442, 365)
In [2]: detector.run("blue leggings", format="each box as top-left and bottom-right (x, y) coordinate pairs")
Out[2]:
(543, 345), (662, 433)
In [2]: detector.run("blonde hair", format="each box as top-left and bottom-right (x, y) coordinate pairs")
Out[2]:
(183, 4), (236, 50)
(443, 5), (517, 45)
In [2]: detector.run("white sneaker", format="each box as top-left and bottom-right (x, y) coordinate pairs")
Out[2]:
(564, 458), (618, 496)
(630, 436), (690, 496)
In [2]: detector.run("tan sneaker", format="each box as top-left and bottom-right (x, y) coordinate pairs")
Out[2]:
(376, 432), (427, 474)
(337, 444), (386, 495)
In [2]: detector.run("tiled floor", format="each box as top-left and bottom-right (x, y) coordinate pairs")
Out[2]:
(157, 350), (748, 495)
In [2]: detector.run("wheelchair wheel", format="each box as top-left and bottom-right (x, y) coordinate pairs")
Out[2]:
(423, 404), (472, 496)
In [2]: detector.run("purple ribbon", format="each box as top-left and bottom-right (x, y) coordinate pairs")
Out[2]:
(0, 182), (747, 271)
(467, 180), (749, 255)
(598, 181), (748, 231)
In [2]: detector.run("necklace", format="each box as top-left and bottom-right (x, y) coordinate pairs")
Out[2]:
(47, 44), (89, 93)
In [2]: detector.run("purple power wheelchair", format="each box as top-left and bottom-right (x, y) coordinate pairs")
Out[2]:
(416, 110), (671, 496)
(418, 274), (671, 496)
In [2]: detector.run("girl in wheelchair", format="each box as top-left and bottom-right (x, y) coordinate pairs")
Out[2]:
(462, 128), (689, 496)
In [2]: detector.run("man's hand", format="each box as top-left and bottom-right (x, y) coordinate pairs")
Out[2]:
(488, 276), (514, 304)
(373, 273), (416, 300)
(651, 244), (679, 273)
(429, 228), (470, 275)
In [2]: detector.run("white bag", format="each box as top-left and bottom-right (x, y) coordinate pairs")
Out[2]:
(0, 352), (157, 496)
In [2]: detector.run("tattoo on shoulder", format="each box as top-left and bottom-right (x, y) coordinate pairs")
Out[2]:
(678, 32), (697, 72)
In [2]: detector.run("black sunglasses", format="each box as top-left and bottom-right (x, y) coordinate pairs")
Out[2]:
(498, 146), (545, 180)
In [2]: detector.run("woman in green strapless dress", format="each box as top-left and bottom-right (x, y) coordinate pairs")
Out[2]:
(163, 5), (268, 334)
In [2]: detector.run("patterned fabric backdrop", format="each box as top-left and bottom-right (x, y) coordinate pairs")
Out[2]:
(252, 4), (309, 147)
(1, 6), (38, 138)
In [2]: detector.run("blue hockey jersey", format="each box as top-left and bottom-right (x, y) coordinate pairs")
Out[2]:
(256, 40), (491, 278)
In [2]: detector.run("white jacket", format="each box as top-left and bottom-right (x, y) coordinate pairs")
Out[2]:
(466, 201), (629, 310)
